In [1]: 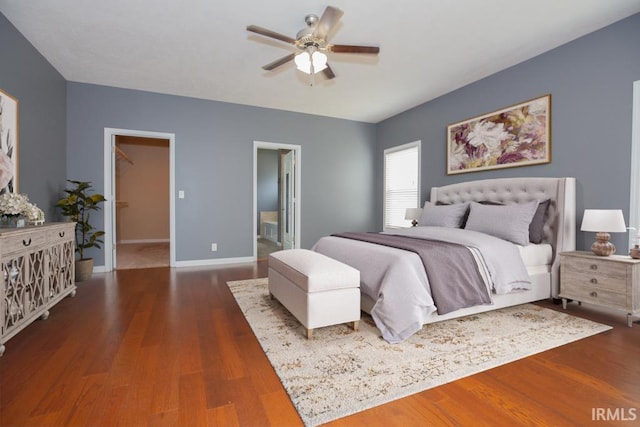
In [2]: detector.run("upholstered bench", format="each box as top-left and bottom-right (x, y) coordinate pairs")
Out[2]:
(268, 249), (361, 339)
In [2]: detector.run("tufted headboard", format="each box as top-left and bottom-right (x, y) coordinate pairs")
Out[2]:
(430, 177), (576, 297)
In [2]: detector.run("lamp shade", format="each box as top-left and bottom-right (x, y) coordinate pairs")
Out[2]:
(294, 50), (327, 74)
(580, 209), (626, 233)
(404, 207), (422, 221)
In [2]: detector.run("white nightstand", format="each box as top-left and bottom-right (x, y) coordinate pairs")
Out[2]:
(559, 251), (640, 327)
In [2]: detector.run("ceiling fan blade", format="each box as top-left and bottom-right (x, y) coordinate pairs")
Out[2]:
(322, 64), (336, 80)
(329, 44), (380, 54)
(247, 25), (296, 44)
(313, 6), (344, 40)
(262, 53), (296, 71)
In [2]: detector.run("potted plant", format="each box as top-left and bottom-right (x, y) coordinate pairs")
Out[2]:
(56, 180), (106, 282)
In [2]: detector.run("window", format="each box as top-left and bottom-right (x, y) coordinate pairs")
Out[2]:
(630, 80), (640, 247)
(384, 141), (421, 229)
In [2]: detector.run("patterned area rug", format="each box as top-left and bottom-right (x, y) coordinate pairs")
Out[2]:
(227, 278), (611, 426)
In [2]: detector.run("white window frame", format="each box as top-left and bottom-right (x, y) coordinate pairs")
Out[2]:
(383, 141), (421, 230)
(630, 80), (640, 248)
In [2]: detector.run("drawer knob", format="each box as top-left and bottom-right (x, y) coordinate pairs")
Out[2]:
(590, 291), (598, 298)
(590, 264), (598, 270)
(59, 231), (65, 238)
(22, 238), (32, 247)
(590, 278), (598, 284)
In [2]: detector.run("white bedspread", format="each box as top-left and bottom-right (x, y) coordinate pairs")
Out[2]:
(312, 226), (531, 343)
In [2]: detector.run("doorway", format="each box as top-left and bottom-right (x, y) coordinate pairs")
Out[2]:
(254, 141), (301, 260)
(630, 80), (640, 248)
(103, 128), (176, 271)
(114, 136), (170, 269)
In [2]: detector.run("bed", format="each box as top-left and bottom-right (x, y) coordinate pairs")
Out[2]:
(312, 177), (576, 343)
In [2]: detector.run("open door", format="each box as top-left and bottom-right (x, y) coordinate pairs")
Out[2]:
(253, 141), (301, 260)
(281, 150), (296, 250)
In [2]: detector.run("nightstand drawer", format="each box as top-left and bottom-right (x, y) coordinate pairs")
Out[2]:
(561, 270), (627, 293)
(562, 257), (627, 292)
(562, 256), (627, 280)
(560, 283), (627, 309)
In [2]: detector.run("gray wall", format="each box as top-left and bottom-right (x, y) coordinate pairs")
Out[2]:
(67, 83), (377, 264)
(0, 13), (67, 219)
(377, 13), (640, 252)
(256, 148), (279, 235)
(5, 7), (639, 263)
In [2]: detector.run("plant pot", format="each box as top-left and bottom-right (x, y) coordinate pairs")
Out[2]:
(75, 258), (94, 282)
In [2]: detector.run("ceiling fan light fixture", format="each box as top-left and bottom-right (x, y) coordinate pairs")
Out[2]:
(294, 50), (327, 74)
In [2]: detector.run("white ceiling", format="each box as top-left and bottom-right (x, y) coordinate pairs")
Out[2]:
(2, 0), (640, 123)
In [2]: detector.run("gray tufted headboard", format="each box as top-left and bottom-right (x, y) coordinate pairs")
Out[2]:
(430, 177), (576, 297)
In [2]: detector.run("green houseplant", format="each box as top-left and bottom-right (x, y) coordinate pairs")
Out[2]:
(56, 180), (106, 282)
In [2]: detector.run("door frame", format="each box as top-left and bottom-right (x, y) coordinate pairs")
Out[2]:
(253, 141), (301, 259)
(630, 80), (640, 248)
(103, 128), (176, 271)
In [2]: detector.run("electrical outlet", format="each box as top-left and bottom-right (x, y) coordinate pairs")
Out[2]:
(211, 243), (217, 252)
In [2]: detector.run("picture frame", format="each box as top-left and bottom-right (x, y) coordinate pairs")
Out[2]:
(447, 94), (551, 175)
(0, 88), (18, 193)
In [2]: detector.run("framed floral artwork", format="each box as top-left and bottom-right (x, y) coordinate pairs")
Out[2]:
(0, 88), (18, 193)
(447, 94), (551, 175)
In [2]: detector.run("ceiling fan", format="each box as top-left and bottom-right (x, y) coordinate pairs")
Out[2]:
(246, 6), (380, 80)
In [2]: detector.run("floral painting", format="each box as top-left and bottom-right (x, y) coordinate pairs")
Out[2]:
(447, 95), (550, 175)
(0, 88), (18, 193)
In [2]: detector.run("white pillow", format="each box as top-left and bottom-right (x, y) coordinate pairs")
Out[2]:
(465, 200), (539, 245)
(418, 201), (469, 228)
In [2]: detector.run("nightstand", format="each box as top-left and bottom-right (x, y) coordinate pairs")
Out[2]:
(559, 251), (640, 327)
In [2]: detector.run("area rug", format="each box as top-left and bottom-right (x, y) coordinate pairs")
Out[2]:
(227, 278), (612, 426)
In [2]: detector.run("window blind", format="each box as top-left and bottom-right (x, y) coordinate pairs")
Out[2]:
(384, 142), (420, 229)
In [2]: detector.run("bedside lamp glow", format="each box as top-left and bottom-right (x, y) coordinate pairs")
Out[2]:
(580, 209), (626, 256)
(404, 208), (422, 227)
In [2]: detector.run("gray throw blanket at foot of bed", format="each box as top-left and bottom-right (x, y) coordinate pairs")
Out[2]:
(332, 232), (492, 314)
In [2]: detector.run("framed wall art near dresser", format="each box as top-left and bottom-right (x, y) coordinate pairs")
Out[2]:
(0, 88), (18, 194)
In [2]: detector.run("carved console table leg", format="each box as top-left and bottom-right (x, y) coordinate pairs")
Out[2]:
(40, 310), (50, 320)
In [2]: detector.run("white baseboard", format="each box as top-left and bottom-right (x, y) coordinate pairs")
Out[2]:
(175, 256), (255, 268)
(94, 255), (256, 272)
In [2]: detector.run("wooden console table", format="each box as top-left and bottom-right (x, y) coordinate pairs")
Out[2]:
(0, 222), (76, 356)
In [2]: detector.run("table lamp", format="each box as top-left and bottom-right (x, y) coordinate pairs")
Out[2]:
(580, 209), (626, 256)
(404, 208), (422, 227)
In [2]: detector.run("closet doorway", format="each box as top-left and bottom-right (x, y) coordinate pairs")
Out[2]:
(103, 128), (176, 271)
(115, 136), (170, 269)
(254, 141), (301, 260)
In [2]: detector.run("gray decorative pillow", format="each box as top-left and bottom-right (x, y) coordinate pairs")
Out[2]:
(464, 200), (540, 245)
(529, 199), (550, 244)
(419, 201), (469, 228)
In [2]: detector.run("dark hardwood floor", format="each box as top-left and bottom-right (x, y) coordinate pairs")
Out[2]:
(1, 261), (638, 426)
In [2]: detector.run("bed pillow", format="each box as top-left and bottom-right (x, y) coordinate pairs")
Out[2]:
(528, 199), (550, 244)
(464, 200), (540, 245)
(419, 201), (469, 228)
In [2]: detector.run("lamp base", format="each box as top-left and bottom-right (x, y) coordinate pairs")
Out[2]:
(591, 232), (616, 256)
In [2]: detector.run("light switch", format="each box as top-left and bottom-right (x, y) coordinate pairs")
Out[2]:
(178, 190), (185, 199)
